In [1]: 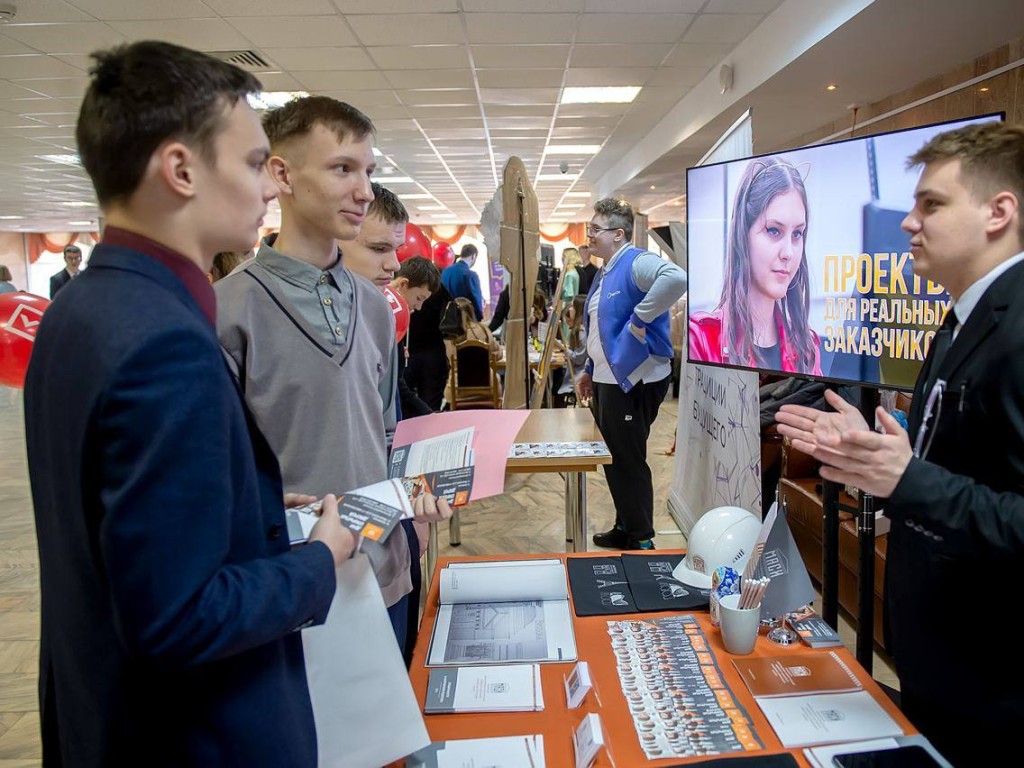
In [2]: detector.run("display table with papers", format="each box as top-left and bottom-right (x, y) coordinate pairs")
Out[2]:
(409, 553), (916, 768)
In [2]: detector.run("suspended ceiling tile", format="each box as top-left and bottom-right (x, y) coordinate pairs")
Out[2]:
(0, 56), (85, 78)
(65, 0), (213, 19)
(577, 14), (694, 44)
(397, 89), (477, 106)
(347, 14), (464, 46)
(8, 78), (90, 98)
(585, 0), (704, 10)
(479, 88), (559, 105)
(564, 67), (653, 87)
(465, 15), (578, 45)
(385, 69), (475, 90)
(1, 21), (128, 53)
(476, 69), (564, 89)
(334, 0), (459, 12)
(7, 1), (91, 23)
(293, 70), (390, 91)
(226, 16), (358, 47)
(471, 44), (570, 69)
(369, 45), (468, 70)
(204, 0), (337, 15)
(263, 47), (376, 71)
(569, 44), (674, 69)
(407, 104), (481, 118)
(108, 18), (251, 49)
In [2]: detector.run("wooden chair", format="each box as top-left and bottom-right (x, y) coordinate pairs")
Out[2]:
(447, 338), (501, 410)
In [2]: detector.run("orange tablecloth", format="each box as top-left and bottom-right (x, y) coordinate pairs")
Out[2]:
(408, 552), (914, 767)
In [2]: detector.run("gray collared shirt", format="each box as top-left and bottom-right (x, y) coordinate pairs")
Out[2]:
(256, 238), (354, 347)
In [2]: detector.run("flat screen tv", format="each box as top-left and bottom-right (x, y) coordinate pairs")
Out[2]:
(685, 112), (1003, 390)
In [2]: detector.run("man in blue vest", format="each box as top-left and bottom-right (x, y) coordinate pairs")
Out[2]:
(440, 244), (484, 320)
(579, 198), (687, 550)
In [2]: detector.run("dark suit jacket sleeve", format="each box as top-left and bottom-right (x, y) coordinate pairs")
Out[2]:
(97, 324), (335, 667)
(489, 286), (509, 332)
(49, 272), (62, 299)
(888, 361), (1024, 560)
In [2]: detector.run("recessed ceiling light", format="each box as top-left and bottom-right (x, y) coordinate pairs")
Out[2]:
(649, 185), (656, 190)
(400, 193), (434, 200)
(545, 145), (601, 155)
(372, 148), (383, 156)
(556, 203), (585, 209)
(565, 192), (591, 198)
(979, 86), (990, 92)
(431, 214), (457, 219)
(560, 86), (641, 104)
(374, 176), (415, 184)
(246, 91), (309, 110)
(68, 220), (93, 226)
(536, 174), (579, 181)
(825, 83), (838, 92)
(60, 201), (93, 207)
(0, 215), (24, 220)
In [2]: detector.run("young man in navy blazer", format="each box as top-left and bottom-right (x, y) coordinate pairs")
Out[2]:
(24, 41), (355, 768)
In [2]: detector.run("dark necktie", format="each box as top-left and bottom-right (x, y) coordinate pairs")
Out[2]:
(923, 312), (955, 394)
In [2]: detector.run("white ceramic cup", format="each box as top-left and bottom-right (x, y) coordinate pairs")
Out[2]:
(719, 593), (760, 655)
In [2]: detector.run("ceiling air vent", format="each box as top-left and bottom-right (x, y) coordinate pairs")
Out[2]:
(208, 50), (271, 72)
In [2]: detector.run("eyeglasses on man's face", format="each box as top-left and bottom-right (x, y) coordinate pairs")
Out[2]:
(586, 224), (621, 236)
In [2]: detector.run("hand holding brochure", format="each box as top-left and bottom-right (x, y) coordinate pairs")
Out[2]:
(427, 559), (577, 666)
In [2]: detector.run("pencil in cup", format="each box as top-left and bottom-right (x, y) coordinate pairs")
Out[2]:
(738, 577), (769, 610)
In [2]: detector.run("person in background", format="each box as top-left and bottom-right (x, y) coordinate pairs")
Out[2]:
(689, 155), (821, 375)
(208, 251), (248, 283)
(340, 181), (403, 290)
(776, 122), (1024, 766)
(576, 243), (599, 297)
(440, 243), (484, 320)
(24, 40), (355, 767)
(560, 247), (581, 304)
(406, 279), (454, 412)
(391, 255), (441, 418)
(0, 265), (16, 293)
(49, 244), (82, 298)
(579, 198), (687, 551)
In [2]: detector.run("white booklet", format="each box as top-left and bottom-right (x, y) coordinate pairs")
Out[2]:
(407, 735), (545, 768)
(755, 690), (903, 748)
(427, 560), (577, 666)
(425, 664), (543, 713)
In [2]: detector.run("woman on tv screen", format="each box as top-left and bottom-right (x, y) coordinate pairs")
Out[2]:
(690, 155), (822, 375)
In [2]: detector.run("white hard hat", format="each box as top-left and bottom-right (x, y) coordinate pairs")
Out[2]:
(672, 506), (761, 589)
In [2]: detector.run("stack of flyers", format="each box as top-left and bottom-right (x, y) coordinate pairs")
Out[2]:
(787, 606), (843, 648)
(508, 441), (611, 459)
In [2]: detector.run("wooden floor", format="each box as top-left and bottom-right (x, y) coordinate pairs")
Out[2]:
(0, 387), (895, 764)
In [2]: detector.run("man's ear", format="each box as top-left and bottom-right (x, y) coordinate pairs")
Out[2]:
(158, 140), (197, 200)
(393, 276), (409, 291)
(266, 155), (292, 195)
(986, 190), (1019, 238)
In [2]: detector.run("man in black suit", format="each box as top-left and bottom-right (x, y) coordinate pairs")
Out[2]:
(49, 244), (82, 298)
(776, 121), (1024, 766)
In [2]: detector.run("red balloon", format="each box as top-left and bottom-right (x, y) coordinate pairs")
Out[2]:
(0, 292), (50, 389)
(383, 286), (410, 343)
(396, 223), (431, 263)
(432, 241), (455, 270)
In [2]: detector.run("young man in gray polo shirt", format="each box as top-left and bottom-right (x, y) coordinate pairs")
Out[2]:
(216, 96), (450, 648)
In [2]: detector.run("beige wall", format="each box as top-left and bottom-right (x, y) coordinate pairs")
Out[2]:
(784, 36), (1024, 151)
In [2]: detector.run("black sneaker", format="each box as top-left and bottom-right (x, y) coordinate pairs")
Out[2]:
(592, 527), (631, 549)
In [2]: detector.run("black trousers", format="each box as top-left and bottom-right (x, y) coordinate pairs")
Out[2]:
(592, 376), (671, 541)
(405, 347), (449, 412)
(899, 687), (1012, 767)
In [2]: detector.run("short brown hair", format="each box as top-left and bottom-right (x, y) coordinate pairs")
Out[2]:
(593, 198), (635, 240)
(0, 265), (12, 282)
(77, 41), (260, 206)
(262, 96), (374, 153)
(908, 121), (1024, 240)
(396, 256), (440, 292)
(369, 183), (408, 225)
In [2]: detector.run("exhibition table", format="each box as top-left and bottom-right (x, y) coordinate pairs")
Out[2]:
(409, 552), (915, 767)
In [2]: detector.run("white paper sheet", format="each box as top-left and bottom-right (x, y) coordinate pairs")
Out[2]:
(301, 553), (429, 767)
(756, 690), (903, 748)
